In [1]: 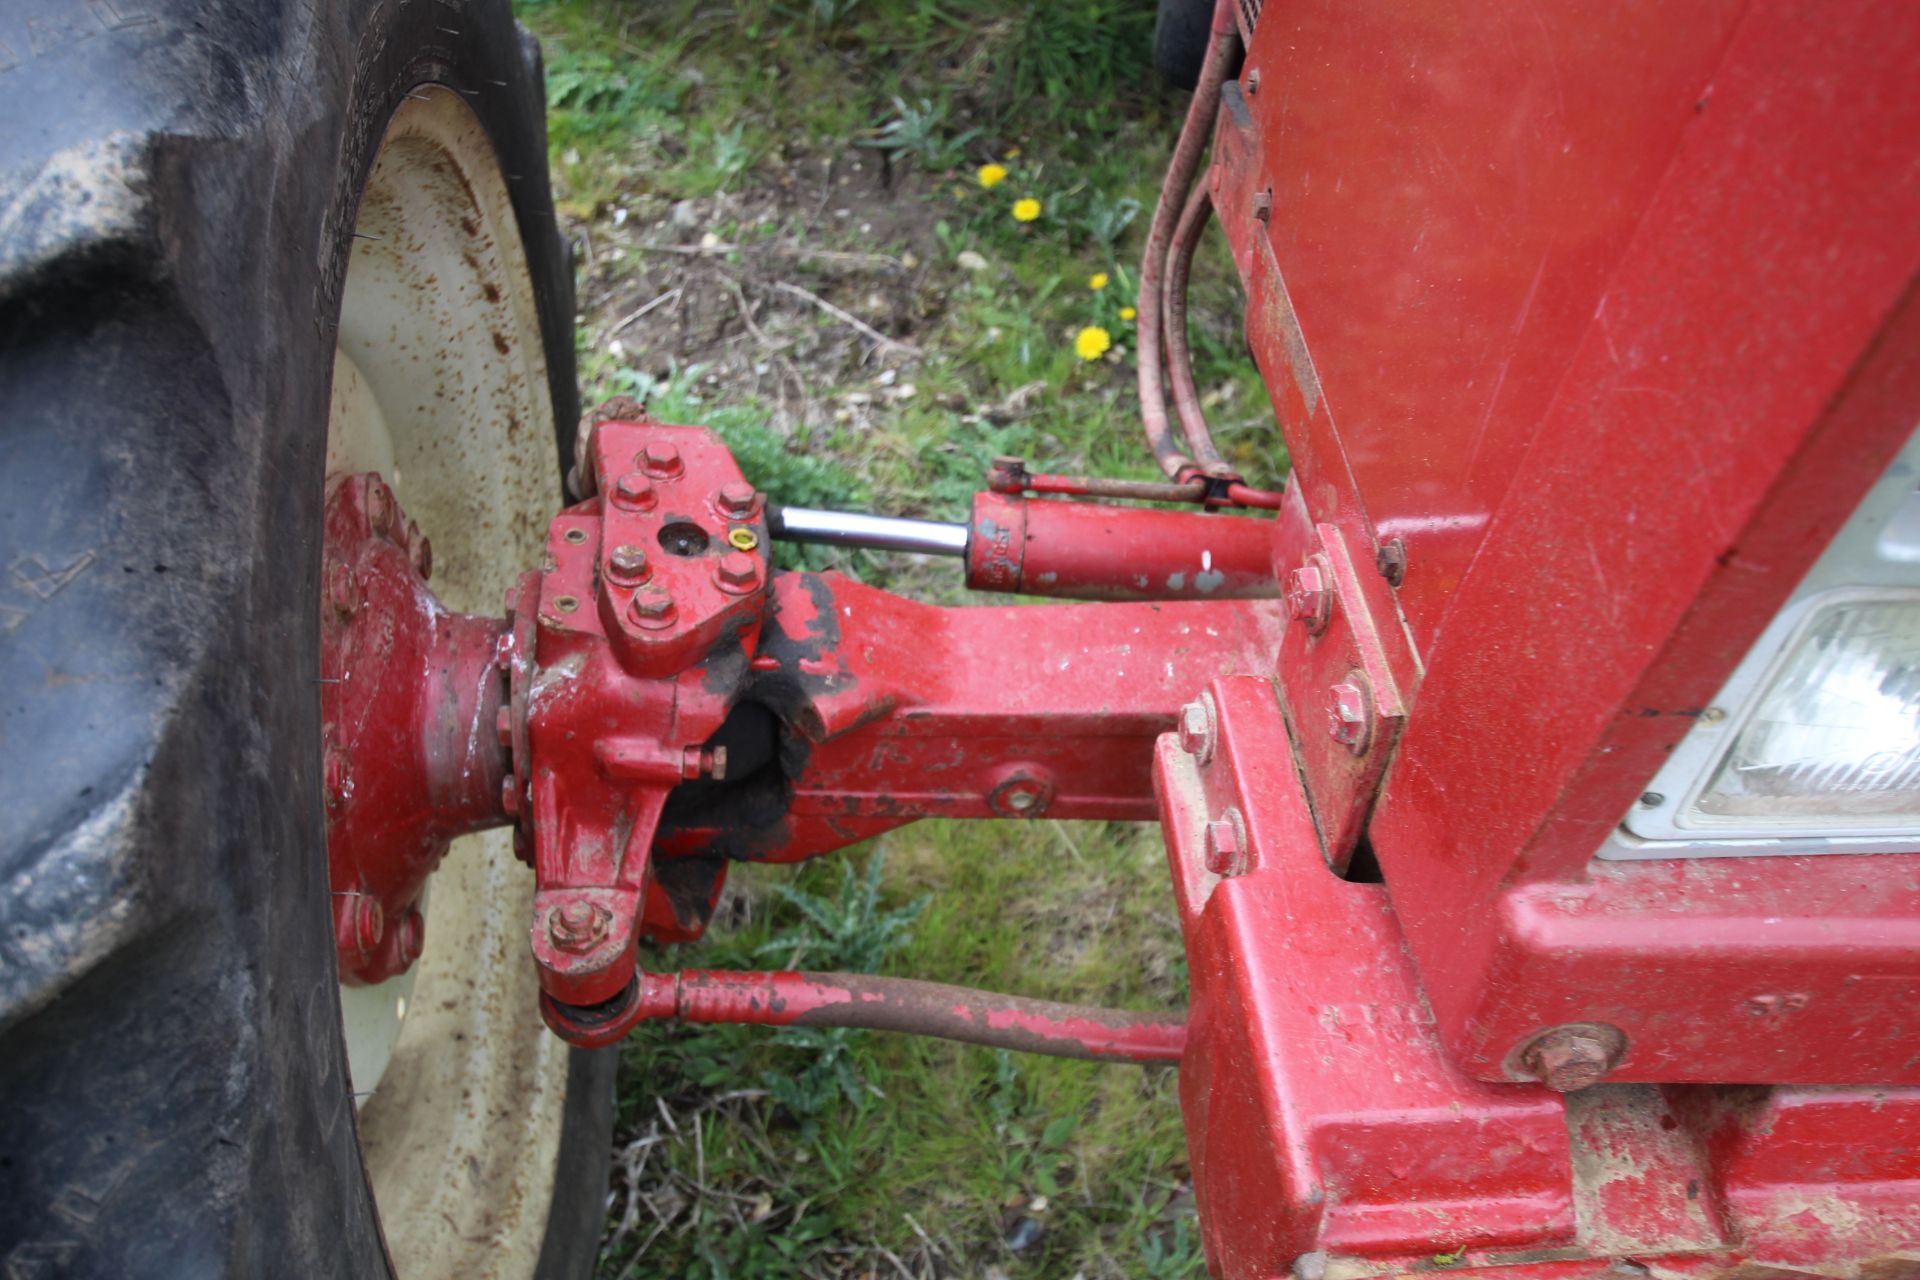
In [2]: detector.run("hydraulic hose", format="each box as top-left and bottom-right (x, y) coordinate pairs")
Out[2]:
(1163, 182), (1229, 474)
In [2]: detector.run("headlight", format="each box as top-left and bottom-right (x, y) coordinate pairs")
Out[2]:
(1605, 426), (1920, 859)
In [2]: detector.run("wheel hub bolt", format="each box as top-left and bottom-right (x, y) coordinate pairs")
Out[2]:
(327, 562), (359, 620)
(606, 544), (651, 585)
(641, 441), (684, 479)
(549, 900), (609, 953)
(611, 471), (657, 511)
(366, 480), (395, 535)
(629, 587), (678, 629)
(716, 480), (758, 519)
(714, 551), (761, 594)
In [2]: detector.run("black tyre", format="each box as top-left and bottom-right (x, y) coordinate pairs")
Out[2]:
(1153, 0), (1215, 89)
(0, 2), (612, 1276)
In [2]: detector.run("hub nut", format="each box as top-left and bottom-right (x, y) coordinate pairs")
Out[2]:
(606, 544), (651, 585)
(548, 900), (609, 954)
(611, 471), (657, 511)
(714, 550), (760, 593)
(641, 441), (683, 479)
(716, 480), (758, 520)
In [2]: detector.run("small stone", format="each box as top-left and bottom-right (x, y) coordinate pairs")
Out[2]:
(668, 199), (699, 229)
(901, 251), (919, 269)
(956, 249), (989, 272)
(698, 231), (722, 250)
(611, 207), (629, 227)
(875, 368), (897, 386)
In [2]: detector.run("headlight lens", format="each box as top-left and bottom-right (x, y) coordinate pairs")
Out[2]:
(1689, 595), (1920, 829)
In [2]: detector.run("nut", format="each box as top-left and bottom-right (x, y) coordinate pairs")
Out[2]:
(606, 544), (651, 585)
(628, 587), (677, 629)
(1519, 1024), (1627, 1093)
(549, 900), (610, 953)
(327, 562), (359, 620)
(1327, 677), (1373, 754)
(1177, 701), (1213, 760)
(641, 440), (683, 479)
(611, 471), (656, 511)
(353, 895), (384, 952)
(366, 481), (394, 535)
(716, 480), (758, 519)
(1375, 537), (1405, 588)
(1285, 558), (1332, 633)
(714, 550), (761, 593)
(1203, 816), (1243, 876)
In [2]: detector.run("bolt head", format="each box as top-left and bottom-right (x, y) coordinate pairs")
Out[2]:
(641, 441), (683, 478)
(549, 900), (610, 953)
(716, 480), (758, 519)
(354, 896), (385, 952)
(714, 550), (761, 593)
(327, 562), (360, 620)
(1521, 1025), (1627, 1093)
(366, 481), (394, 534)
(1285, 562), (1330, 630)
(1203, 818), (1242, 876)
(611, 471), (657, 511)
(628, 587), (677, 628)
(1177, 702), (1212, 758)
(324, 747), (350, 809)
(607, 544), (651, 584)
(1327, 679), (1372, 753)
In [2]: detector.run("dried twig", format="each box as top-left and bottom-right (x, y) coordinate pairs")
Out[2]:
(771, 280), (922, 358)
(608, 286), (682, 337)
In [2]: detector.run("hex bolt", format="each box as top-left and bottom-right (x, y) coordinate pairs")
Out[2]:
(1203, 816), (1243, 876)
(1520, 1024), (1628, 1093)
(1177, 701), (1214, 760)
(1375, 536), (1406, 588)
(354, 895), (385, 953)
(716, 480), (759, 520)
(1327, 677), (1373, 754)
(1285, 557), (1332, 634)
(327, 562), (360, 620)
(324, 747), (350, 810)
(714, 550), (761, 594)
(366, 480), (394, 535)
(1253, 188), (1274, 224)
(606, 544), (651, 585)
(641, 441), (683, 479)
(549, 900), (609, 954)
(628, 586), (677, 629)
(611, 470), (657, 511)
(398, 908), (426, 964)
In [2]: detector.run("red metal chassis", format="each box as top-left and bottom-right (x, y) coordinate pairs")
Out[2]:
(314, 0), (1920, 1274)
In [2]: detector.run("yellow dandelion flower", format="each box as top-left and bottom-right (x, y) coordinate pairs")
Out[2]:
(1011, 197), (1041, 223)
(1089, 272), (1109, 291)
(1120, 306), (1137, 322)
(976, 163), (1008, 189)
(1074, 326), (1112, 361)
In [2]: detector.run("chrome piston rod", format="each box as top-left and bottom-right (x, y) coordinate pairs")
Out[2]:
(768, 506), (969, 557)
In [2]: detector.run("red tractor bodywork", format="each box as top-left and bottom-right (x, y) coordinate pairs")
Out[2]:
(315, 1), (1920, 1274)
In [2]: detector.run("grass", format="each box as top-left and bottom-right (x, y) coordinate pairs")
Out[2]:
(511, 2), (1286, 1273)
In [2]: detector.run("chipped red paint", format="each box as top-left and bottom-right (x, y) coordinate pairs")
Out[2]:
(539, 968), (1185, 1063)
